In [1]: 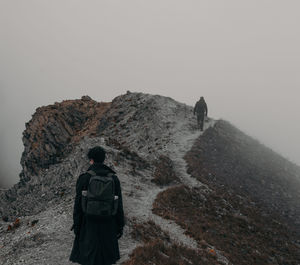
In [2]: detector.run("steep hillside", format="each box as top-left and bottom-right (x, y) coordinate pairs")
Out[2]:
(185, 120), (300, 235)
(0, 92), (299, 265)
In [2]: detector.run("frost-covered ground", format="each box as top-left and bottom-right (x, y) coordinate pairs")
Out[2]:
(0, 93), (216, 265)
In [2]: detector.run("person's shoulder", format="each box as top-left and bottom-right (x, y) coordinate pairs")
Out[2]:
(110, 173), (121, 185)
(102, 164), (116, 174)
(75, 171), (91, 191)
(79, 171), (90, 178)
(111, 173), (119, 179)
(77, 171), (91, 183)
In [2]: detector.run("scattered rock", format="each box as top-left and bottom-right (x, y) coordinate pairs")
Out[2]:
(31, 220), (39, 227)
(7, 218), (21, 232)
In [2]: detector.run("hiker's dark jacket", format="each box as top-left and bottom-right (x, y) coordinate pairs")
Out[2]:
(193, 99), (208, 116)
(70, 163), (125, 265)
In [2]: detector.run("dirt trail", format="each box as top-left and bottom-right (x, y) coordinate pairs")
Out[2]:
(114, 95), (216, 263)
(0, 93), (217, 265)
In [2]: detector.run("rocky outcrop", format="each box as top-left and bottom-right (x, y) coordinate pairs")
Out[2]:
(97, 92), (189, 157)
(20, 96), (110, 181)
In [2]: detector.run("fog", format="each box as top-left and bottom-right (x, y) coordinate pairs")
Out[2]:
(0, 1), (299, 187)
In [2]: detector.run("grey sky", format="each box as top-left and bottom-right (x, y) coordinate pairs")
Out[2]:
(0, 1), (300, 187)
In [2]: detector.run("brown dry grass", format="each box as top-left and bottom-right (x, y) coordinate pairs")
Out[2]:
(125, 219), (220, 265)
(152, 155), (180, 186)
(123, 239), (219, 265)
(184, 120), (300, 236)
(131, 220), (171, 244)
(152, 185), (299, 265)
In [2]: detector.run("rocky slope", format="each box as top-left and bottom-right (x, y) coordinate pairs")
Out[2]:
(0, 92), (299, 265)
(20, 96), (110, 181)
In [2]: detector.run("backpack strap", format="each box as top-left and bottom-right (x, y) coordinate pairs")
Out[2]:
(87, 170), (97, 176)
(88, 170), (115, 178)
(87, 170), (115, 189)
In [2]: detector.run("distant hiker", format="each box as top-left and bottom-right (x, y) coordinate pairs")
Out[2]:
(193, 97), (208, 131)
(70, 146), (125, 265)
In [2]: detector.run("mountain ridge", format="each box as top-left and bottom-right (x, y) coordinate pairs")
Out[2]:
(0, 92), (299, 265)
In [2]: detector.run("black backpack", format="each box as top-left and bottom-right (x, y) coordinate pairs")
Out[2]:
(81, 170), (118, 217)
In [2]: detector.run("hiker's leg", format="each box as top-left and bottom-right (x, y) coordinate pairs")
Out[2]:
(199, 113), (204, 131)
(197, 114), (201, 129)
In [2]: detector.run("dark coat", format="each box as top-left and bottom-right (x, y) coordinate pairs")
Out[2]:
(69, 163), (125, 265)
(194, 98), (208, 116)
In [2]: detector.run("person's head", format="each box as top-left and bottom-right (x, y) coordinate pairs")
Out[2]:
(87, 146), (106, 164)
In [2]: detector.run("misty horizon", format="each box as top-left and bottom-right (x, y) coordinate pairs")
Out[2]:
(1, 1), (300, 187)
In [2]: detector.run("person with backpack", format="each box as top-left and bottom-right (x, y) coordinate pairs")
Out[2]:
(193, 96), (208, 131)
(70, 146), (125, 265)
